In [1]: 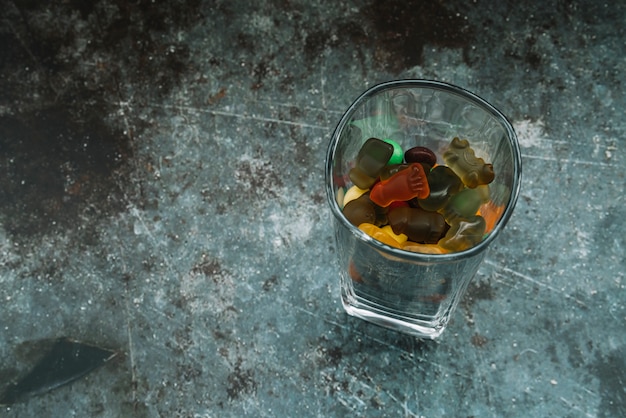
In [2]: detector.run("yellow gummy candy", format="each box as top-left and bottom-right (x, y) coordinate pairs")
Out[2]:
(381, 225), (408, 244)
(342, 185), (369, 207)
(402, 242), (448, 254)
(336, 187), (346, 208)
(358, 223), (403, 249)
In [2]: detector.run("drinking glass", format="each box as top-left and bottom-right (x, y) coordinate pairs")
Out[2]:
(325, 80), (522, 339)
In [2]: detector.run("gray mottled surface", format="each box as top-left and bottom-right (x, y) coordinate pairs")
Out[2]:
(0, 0), (624, 416)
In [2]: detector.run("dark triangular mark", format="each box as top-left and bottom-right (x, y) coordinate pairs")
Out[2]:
(0, 338), (118, 405)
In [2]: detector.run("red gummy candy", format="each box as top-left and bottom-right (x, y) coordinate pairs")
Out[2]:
(370, 163), (430, 207)
(388, 200), (410, 210)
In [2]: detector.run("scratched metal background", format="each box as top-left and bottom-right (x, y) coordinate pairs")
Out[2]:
(0, 0), (624, 416)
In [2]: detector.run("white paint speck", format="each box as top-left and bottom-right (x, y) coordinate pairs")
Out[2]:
(575, 229), (591, 258)
(514, 119), (546, 148)
(268, 203), (314, 249)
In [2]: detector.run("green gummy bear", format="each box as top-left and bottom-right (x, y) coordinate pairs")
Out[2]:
(439, 185), (490, 223)
(438, 215), (487, 252)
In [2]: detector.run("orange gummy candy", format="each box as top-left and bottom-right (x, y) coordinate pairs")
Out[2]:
(477, 201), (505, 234)
(369, 163), (430, 207)
(348, 260), (364, 283)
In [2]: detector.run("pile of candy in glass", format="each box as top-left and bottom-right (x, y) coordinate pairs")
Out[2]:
(339, 137), (503, 254)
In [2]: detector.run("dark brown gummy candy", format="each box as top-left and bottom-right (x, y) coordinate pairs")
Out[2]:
(379, 164), (409, 180)
(404, 146), (437, 166)
(348, 138), (394, 189)
(343, 195), (376, 226)
(387, 206), (447, 244)
(418, 166), (465, 212)
(343, 194), (388, 227)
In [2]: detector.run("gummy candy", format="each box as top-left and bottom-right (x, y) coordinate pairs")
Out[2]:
(477, 201), (505, 234)
(404, 146), (437, 166)
(402, 242), (448, 254)
(335, 186), (346, 207)
(387, 206), (448, 244)
(443, 137), (495, 188)
(340, 136), (495, 254)
(381, 162), (434, 180)
(382, 138), (404, 165)
(417, 166), (464, 212)
(349, 138), (394, 189)
(342, 194), (377, 227)
(342, 185), (369, 207)
(379, 163), (410, 180)
(439, 185), (490, 223)
(438, 215), (486, 252)
(348, 260), (364, 282)
(348, 168), (378, 191)
(358, 223), (403, 248)
(343, 194), (389, 227)
(370, 163), (430, 207)
(381, 225), (408, 244)
(388, 200), (410, 210)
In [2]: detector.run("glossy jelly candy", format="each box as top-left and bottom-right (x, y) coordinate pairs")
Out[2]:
(348, 260), (363, 282)
(381, 162), (435, 180)
(348, 168), (378, 191)
(341, 135), (497, 254)
(417, 166), (464, 212)
(387, 206), (447, 244)
(382, 138), (404, 165)
(370, 163), (430, 207)
(443, 137), (495, 188)
(349, 138), (394, 189)
(388, 200), (410, 210)
(342, 185), (369, 207)
(438, 215), (486, 252)
(404, 146), (437, 166)
(342, 194), (376, 227)
(477, 201), (505, 234)
(381, 225), (408, 244)
(358, 223), (403, 248)
(343, 194), (388, 227)
(402, 242), (448, 254)
(439, 185), (490, 223)
(335, 186), (346, 208)
(379, 163), (409, 180)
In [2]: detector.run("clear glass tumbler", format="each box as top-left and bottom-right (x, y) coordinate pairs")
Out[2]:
(325, 80), (522, 339)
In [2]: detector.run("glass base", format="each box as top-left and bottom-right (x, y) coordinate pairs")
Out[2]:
(341, 285), (449, 339)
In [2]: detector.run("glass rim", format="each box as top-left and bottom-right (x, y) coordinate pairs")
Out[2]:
(325, 79), (523, 262)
